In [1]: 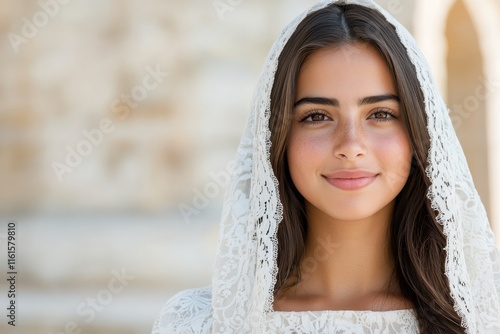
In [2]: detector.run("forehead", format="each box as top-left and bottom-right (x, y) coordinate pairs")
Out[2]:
(296, 43), (397, 101)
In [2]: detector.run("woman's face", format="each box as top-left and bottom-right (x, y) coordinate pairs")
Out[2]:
(287, 43), (412, 222)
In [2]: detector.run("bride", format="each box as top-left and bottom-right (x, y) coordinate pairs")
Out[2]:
(153, 1), (500, 333)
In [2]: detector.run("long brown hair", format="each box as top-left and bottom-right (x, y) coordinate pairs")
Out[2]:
(269, 3), (464, 333)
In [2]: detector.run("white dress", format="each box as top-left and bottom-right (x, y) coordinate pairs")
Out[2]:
(153, 287), (420, 334)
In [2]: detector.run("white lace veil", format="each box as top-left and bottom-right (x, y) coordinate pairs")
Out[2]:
(154, 0), (500, 333)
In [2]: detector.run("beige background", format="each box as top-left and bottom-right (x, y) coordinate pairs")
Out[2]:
(0, 0), (498, 333)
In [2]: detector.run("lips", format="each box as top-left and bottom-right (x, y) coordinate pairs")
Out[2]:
(322, 169), (378, 191)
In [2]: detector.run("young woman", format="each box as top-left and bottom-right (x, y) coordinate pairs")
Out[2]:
(153, 1), (500, 333)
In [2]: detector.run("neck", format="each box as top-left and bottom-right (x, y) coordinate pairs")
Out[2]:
(293, 200), (400, 310)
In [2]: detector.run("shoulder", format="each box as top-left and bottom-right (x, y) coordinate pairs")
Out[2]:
(152, 286), (213, 334)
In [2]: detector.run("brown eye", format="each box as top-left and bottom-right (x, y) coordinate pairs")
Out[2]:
(310, 114), (326, 122)
(301, 112), (331, 123)
(373, 111), (390, 119)
(368, 109), (397, 122)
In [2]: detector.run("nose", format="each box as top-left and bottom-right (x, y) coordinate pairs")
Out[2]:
(333, 119), (366, 160)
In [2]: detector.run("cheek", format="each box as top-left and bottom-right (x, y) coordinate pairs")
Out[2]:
(376, 131), (413, 182)
(287, 131), (331, 174)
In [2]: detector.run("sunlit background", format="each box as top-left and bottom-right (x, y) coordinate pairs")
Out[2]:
(1, 0), (499, 333)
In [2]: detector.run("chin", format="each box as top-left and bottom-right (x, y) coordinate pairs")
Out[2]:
(326, 211), (378, 222)
(319, 201), (392, 222)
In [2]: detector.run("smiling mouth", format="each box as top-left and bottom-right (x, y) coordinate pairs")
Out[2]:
(322, 170), (378, 191)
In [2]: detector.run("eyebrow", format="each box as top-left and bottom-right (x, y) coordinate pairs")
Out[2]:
(293, 94), (399, 108)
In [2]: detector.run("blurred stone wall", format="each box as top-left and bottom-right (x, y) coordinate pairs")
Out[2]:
(0, 0), (417, 215)
(0, 1), (497, 333)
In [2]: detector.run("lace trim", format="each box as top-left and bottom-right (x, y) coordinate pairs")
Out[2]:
(153, 287), (420, 334)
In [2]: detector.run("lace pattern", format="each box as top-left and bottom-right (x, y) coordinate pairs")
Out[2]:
(152, 287), (420, 334)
